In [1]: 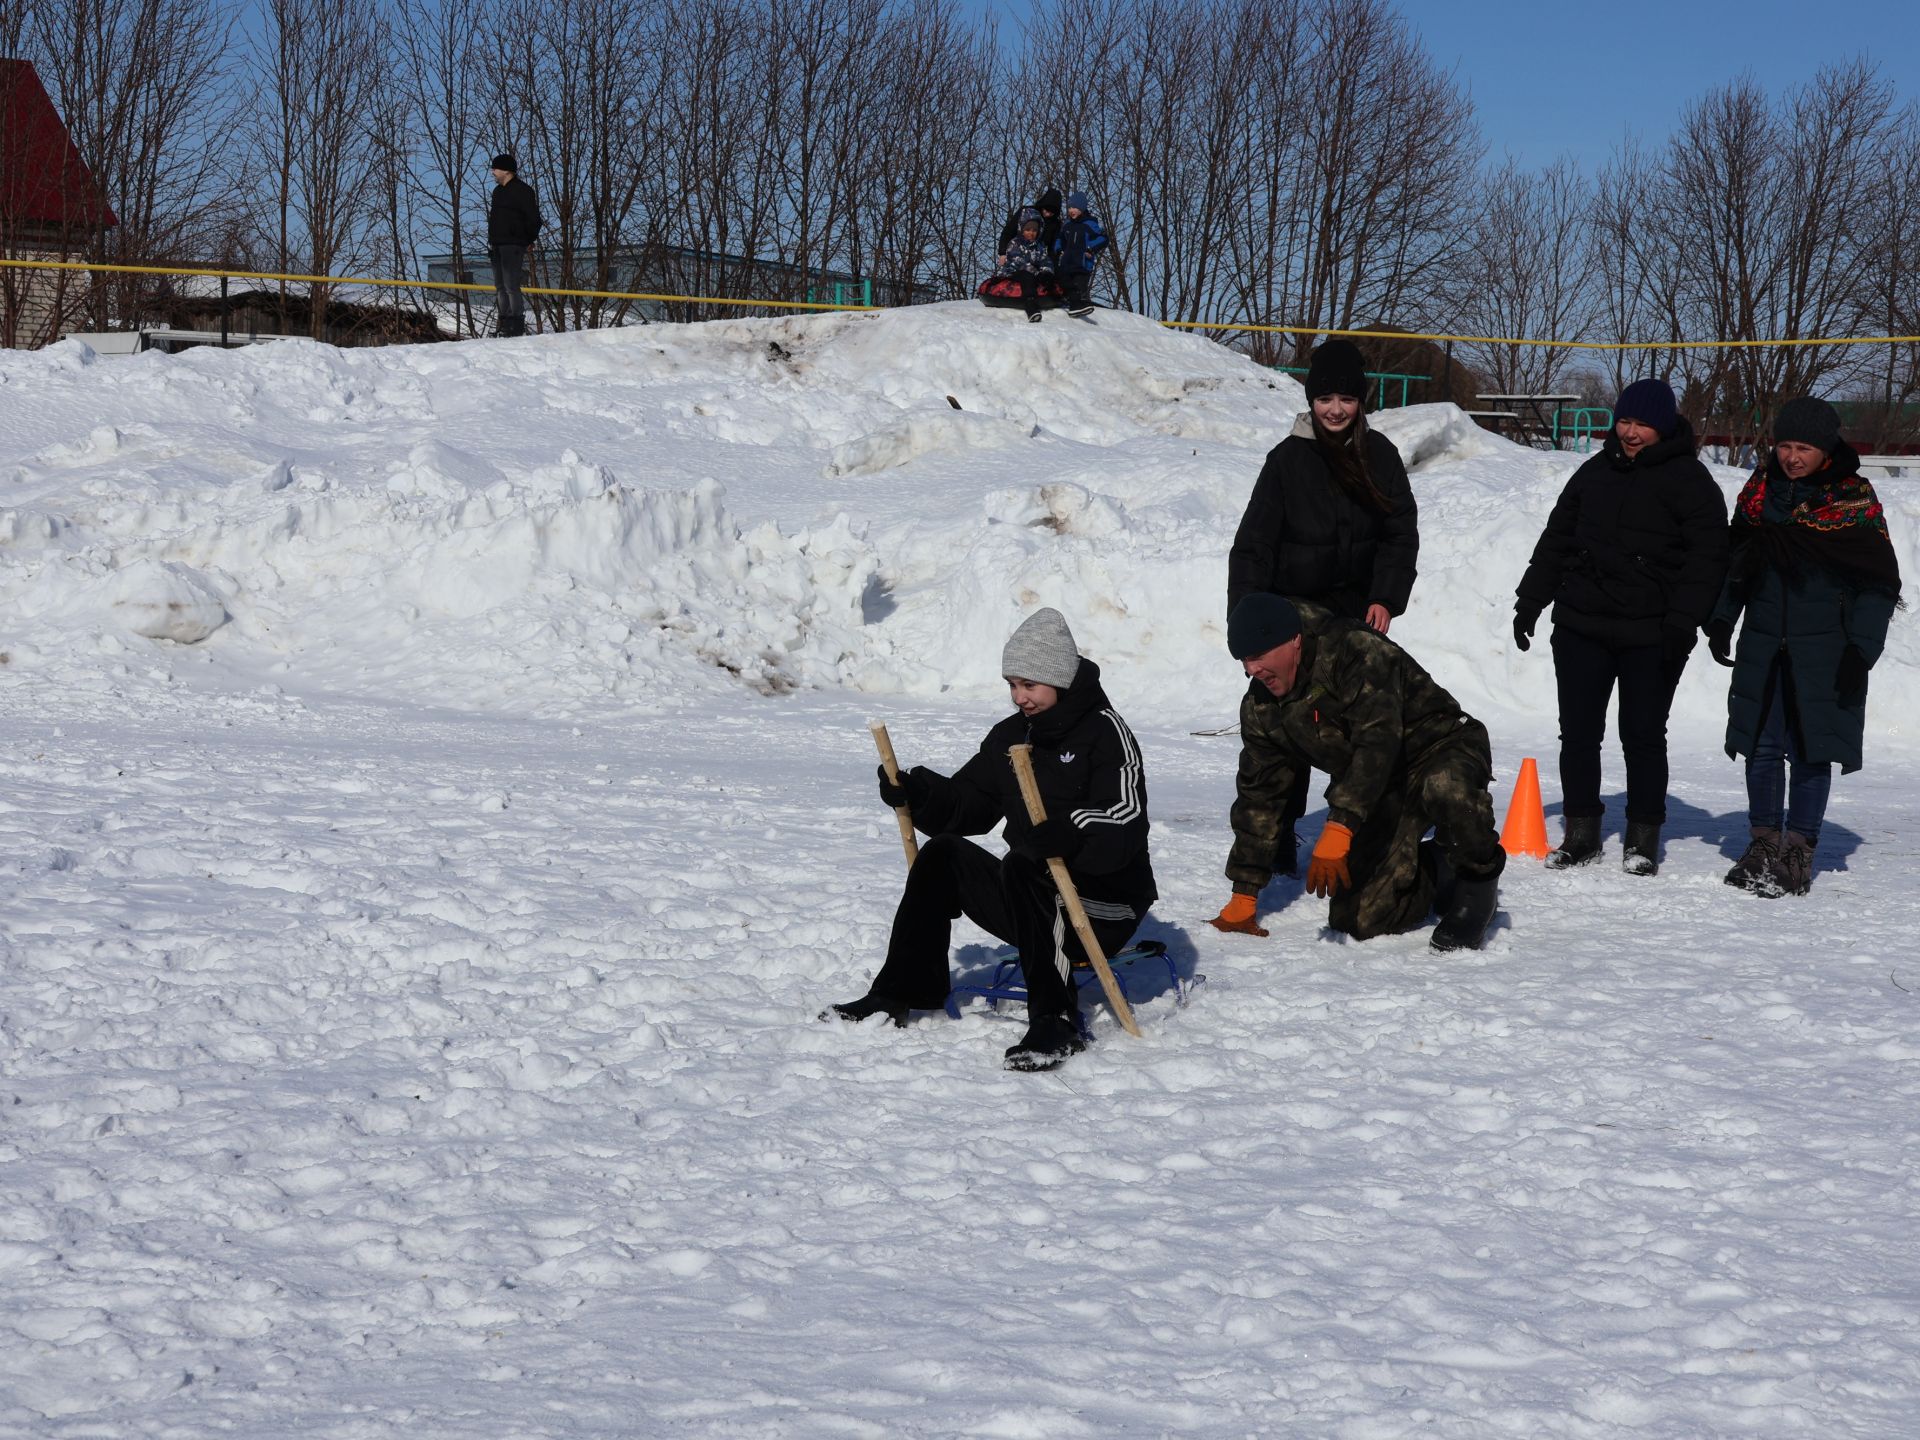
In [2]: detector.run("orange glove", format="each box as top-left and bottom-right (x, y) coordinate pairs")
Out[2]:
(1305, 822), (1354, 898)
(1208, 893), (1268, 937)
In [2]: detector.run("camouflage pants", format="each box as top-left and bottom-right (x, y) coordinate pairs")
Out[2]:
(1329, 720), (1505, 941)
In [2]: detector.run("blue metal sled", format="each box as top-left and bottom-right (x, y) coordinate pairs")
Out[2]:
(945, 940), (1196, 1030)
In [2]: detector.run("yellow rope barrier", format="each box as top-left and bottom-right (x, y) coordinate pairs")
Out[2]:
(0, 256), (877, 313)
(5, 255), (1918, 349)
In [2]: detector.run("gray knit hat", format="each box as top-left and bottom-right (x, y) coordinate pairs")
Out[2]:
(1001, 607), (1081, 689)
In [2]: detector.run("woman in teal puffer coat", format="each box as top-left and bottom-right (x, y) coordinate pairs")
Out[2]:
(1706, 397), (1902, 897)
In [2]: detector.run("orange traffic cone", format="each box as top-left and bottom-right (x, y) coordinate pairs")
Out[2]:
(1500, 757), (1551, 859)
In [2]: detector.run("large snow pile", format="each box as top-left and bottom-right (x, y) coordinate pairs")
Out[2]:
(4, 305), (1919, 1437)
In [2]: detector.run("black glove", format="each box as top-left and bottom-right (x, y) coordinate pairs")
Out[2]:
(1012, 817), (1083, 864)
(876, 763), (931, 811)
(1661, 624), (1697, 670)
(1513, 604), (1542, 652)
(1836, 644), (1870, 707)
(1705, 619), (1735, 668)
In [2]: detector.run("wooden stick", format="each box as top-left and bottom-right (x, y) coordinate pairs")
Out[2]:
(1007, 744), (1143, 1038)
(869, 721), (918, 867)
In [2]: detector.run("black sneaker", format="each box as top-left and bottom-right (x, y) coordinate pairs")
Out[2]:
(1068, 305), (1095, 319)
(1027, 311), (1044, 323)
(1004, 1013), (1086, 1072)
(820, 994), (909, 1027)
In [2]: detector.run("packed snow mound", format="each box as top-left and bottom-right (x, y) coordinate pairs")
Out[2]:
(2, 301), (1916, 735)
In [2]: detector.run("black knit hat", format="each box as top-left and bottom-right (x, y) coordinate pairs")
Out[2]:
(1037, 188), (1061, 213)
(491, 153), (518, 174)
(1613, 378), (1679, 437)
(1772, 396), (1842, 454)
(1227, 593), (1302, 660)
(1304, 339), (1367, 402)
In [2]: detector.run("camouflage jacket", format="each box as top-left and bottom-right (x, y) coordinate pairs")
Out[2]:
(1227, 603), (1478, 889)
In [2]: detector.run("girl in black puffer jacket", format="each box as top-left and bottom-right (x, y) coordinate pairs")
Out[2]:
(1514, 379), (1729, 875)
(1217, 338), (1418, 895)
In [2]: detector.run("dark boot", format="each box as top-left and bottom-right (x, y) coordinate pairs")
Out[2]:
(1768, 831), (1814, 896)
(1545, 814), (1603, 869)
(1430, 876), (1498, 952)
(1723, 828), (1781, 894)
(820, 993), (909, 1027)
(1004, 1011), (1086, 1072)
(1277, 826), (1299, 879)
(1621, 819), (1661, 877)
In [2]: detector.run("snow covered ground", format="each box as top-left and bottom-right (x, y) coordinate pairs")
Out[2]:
(3, 304), (1919, 1437)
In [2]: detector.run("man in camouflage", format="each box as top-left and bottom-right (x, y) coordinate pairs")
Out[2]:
(1209, 593), (1505, 950)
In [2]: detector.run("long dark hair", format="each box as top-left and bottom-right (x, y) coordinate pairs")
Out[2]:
(1311, 410), (1391, 513)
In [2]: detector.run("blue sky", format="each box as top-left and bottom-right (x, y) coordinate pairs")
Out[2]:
(975, 0), (1918, 170)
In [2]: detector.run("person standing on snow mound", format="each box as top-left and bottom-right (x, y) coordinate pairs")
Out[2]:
(1512, 377), (1729, 876)
(998, 187), (1062, 264)
(487, 152), (542, 338)
(1213, 593), (1505, 951)
(1707, 396), (1902, 899)
(1052, 191), (1108, 319)
(1214, 337), (1418, 921)
(823, 608), (1156, 1072)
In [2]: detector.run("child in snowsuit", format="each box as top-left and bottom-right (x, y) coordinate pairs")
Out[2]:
(1216, 593), (1505, 951)
(825, 608), (1157, 1072)
(1053, 191), (1108, 319)
(996, 208), (1058, 323)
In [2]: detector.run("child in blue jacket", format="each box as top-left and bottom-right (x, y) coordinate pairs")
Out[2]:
(1054, 191), (1108, 318)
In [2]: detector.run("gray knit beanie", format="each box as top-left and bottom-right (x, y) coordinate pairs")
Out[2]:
(1001, 607), (1082, 689)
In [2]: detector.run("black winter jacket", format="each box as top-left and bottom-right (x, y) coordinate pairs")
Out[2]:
(904, 659), (1156, 916)
(1227, 414), (1419, 621)
(1710, 444), (1899, 773)
(1515, 420), (1729, 648)
(488, 177), (542, 248)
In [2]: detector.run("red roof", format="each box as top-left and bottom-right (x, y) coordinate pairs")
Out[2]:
(1, 58), (117, 230)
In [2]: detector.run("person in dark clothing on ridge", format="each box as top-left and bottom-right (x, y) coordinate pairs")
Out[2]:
(993, 208), (1059, 323)
(487, 153), (542, 337)
(1707, 396), (1901, 898)
(824, 608), (1157, 1072)
(1052, 191), (1107, 319)
(1513, 378), (1729, 875)
(998, 188), (1061, 265)
(1215, 593), (1505, 951)
(1213, 337), (1418, 931)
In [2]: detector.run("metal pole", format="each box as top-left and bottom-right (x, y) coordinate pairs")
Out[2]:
(220, 273), (228, 348)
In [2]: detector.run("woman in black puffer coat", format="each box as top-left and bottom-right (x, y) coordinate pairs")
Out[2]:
(1707, 397), (1901, 898)
(1216, 339), (1418, 905)
(1514, 378), (1729, 875)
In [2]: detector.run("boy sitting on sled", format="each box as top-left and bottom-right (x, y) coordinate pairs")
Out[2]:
(978, 208), (1060, 323)
(824, 608), (1157, 1071)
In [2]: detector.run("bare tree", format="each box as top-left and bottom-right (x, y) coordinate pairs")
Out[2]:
(1455, 157), (1598, 394)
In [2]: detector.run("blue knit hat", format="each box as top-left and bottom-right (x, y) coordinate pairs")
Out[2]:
(1613, 378), (1678, 437)
(1065, 191), (1090, 212)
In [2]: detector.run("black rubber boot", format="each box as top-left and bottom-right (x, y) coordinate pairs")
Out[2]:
(1004, 1012), (1087, 1072)
(820, 993), (909, 1027)
(1621, 819), (1661, 877)
(1545, 814), (1603, 869)
(1430, 876), (1498, 952)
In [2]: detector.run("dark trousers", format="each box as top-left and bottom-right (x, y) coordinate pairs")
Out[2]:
(1061, 270), (1093, 310)
(491, 244), (528, 323)
(1748, 659), (1832, 843)
(866, 834), (1137, 1020)
(1551, 627), (1684, 824)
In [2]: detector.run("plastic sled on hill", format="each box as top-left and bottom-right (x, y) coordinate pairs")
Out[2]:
(976, 273), (1062, 311)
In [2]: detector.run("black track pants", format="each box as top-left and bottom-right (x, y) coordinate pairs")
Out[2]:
(866, 833), (1137, 1019)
